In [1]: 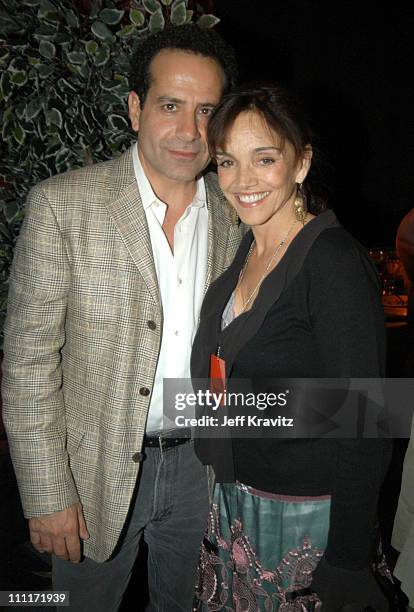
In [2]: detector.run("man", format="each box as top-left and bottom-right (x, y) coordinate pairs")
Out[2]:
(2, 24), (241, 611)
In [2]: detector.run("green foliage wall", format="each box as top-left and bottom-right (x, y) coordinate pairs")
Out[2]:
(0, 0), (219, 346)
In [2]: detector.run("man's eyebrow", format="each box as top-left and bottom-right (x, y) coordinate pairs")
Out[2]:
(156, 96), (216, 107)
(157, 96), (183, 103)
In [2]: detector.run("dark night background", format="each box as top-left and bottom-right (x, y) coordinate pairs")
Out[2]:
(0, 3), (413, 607)
(213, 1), (414, 247)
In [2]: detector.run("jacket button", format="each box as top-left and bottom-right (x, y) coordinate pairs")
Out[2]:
(139, 387), (150, 396)
(147, 320), (156, 331)
(132, 452), (143, 463)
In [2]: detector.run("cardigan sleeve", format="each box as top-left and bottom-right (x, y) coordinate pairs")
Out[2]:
(308, 233), (392, 569)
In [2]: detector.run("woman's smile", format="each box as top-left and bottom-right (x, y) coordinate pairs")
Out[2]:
(235, 191), (271, 206)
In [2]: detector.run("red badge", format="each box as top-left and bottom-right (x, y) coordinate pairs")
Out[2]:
(210, 354), (226, 404)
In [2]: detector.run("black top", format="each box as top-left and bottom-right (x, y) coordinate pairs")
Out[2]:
(191, 210), (392, 571)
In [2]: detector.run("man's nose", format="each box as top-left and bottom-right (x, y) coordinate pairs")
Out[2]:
(176, 111), (200, 141)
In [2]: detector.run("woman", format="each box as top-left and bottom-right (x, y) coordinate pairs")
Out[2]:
(191, 84), (392, 611)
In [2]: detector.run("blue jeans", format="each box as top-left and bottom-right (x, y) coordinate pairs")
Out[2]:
(52, 440), (209, 611)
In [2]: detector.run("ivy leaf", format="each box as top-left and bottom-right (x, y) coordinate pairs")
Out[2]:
(89, 0), (100, 20)
(26, 97), (44, 121)
(63, 8), (79, 28)
(161, 0), (173, 5)
(149, 9), (165, 33)
(34, 24), (56, 39)
(91, 20), (113, 41)
(114, 73), (129, 85)
(170, 0), (187, 26)
(185, 9), (193, 22)
(10, 71), (28, 87)
(129, 8), (145, 26)
(81, 105), (95, 128)
(39, 0), (56, 11)
(48, 130), (64, 146)
(45, 143), (63, 158)
(84, 40), (98, 55)
(0, 48), (10, 64)
(13, 124), (26, 145)
(41, 11), (61, 24)
(0, 72), (12, 101)
(5, 200), (21, 224)
(55, 147), (71, 165)
(99, 8), (124, 25)
(64, 120), (76, 142)
(54, 32), (73, 46)
(102, 79), (125, 91)
(0, 11), (25, 36)
(116, 25), (136, 39)
(93, 45), (111, 67)
(28, 56), (41, 66)
(39, 40), (56, 59)
(46, 108), (63, 129)
(3, 107), (13, 123)
(57, 77), (77, 93)
(196, 14), (220, 29)
(108, 114), (129, 131)
(8, 58), (26, 73)
(16, 102), (27, 121)
(72, 62), (90, 80)
(2, 119), (13, 143)
(67, 51), (86, 65)
(37, 64), (55, 78)
(143, 0), (161, 15)
(100, 93), (124, 110)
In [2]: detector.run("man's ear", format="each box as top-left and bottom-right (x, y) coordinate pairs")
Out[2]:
(295, 144), (313, 184)
(128, 91), (141, 133)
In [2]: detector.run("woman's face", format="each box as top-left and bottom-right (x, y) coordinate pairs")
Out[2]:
(215, 111), (311, 228)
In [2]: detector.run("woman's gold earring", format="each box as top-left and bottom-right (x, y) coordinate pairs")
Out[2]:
(294, 183), (307, 225)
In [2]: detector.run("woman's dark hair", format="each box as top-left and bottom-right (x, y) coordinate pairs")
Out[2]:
(130, 24), (238, 106)
(207, 82), (328, 213)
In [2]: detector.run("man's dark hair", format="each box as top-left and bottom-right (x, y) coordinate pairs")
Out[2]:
(129, 24), (238, 104)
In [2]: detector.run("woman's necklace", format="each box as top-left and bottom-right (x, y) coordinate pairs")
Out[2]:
(237, 217), (300, 314)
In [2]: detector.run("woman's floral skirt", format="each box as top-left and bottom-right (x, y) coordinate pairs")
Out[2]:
(194, 482), (331, 611)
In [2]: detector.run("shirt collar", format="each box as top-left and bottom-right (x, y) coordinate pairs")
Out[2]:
(132, 142), (207, 210)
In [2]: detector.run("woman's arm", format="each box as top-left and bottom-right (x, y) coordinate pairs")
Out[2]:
(307, 232), (392, 609)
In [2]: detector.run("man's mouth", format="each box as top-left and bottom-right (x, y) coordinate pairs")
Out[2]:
(168, 149), (198, 160)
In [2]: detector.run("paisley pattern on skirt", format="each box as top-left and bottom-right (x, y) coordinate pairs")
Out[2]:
(194, 482), (331, 611)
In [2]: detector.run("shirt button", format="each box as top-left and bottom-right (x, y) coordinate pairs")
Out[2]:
(174, 331), (179, 336)
(178, 278), (182, 285)
(139, 387), (150, 396)
(147, 320), (156, 330)
(132, 452), (143, 463)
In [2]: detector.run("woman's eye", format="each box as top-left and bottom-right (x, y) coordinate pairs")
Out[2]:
(217, 159), (233, 168)
(162, 103), (177, 111)
(259, 157), (275, 165)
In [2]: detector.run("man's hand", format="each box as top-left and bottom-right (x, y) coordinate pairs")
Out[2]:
(29, 502), (90, 563)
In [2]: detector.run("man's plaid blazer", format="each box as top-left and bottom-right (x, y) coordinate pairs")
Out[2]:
(1, 145), (243, 562)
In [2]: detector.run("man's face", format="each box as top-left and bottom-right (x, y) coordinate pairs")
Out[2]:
(128, 49), (225, 190)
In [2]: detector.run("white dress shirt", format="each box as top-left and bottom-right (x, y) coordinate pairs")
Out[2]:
(132, 144), (209, 432)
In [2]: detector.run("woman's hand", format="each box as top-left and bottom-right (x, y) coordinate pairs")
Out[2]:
(310, 557), (389, 612)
